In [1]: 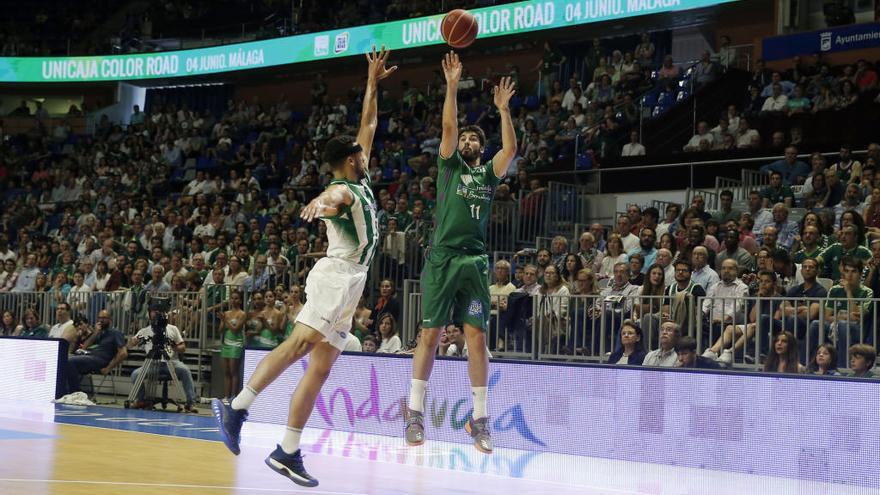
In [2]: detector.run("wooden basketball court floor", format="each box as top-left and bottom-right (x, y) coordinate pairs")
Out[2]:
(0, 399), (871, 495)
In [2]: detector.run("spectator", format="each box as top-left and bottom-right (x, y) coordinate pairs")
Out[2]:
(711, 190), (741, 224)
(657, 55), (680, 86)
(691, 246), (720, 292)
(829, 145), (862, 184)
(13, 308), (48, 337)
(588, 262), (640, 351)
(656, 248), (675, 281)
(10, 253), (39, 292)
(515, 264), (541, 296)
(761, 72), (795, 97)
(716, 229), (755, 273)
(846, 344), (877, 378)
(703, 269), (777, 366)
(684, 121), (714, 152)
(634, 263), (666, 337)
(760, 83), (789, 115)
(628, 227), (657, 273)
(807, 343), (840, 376)
(615, 215), (639, 252)
(693, 51), (720, 86)
(376, 313), (402, 354)
(607, 320), (646, 365)
(763, 331), (806, 374)
(489, 260), (516, 341)
(536, 265), (570, 352)
(742, 86), (765, 118)
(812, 256), (873, 368)
(761, 172), (795, 208)
(599, 234), (628, 279)
(621, 130), (646, 156)
(735, 117), (760, 148)
(760, 146), (810, 186)
(576, 232), (604, 273)
(63, 310), (127, 396)
(362, 335), (379, 353)
(675, 336), (721, 369)
(642, 320), (680, 367)
(573, 268), (599, 297)
(560, 254), (584, 289)
(656, 203), (681, 238)
(817, 226), (871, 280)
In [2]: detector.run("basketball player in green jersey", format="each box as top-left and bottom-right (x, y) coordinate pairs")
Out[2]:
(406, 51), (517, 454)
(213, 47), (396, 487)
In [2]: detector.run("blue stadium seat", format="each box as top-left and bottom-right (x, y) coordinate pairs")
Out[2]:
(509, 95), (523, 111)
(575, 153), (593, 170)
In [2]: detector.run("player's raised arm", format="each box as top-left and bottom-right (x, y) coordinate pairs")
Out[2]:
(356, 45), (397, 169)
(438, 51), (462, 160)
(300, 184), (353, 222)
(491, 76), (517, 178)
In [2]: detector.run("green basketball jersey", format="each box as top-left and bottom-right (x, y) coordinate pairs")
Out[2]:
(322, 175), (380, 267)
(430, 151), (500, 253)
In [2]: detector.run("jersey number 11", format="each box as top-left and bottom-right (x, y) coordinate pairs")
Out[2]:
(469, 204), (481, 219)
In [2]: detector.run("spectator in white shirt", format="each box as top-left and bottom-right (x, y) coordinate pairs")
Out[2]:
(642, 320), (680, 367)
(736, 118), (760, 149)
(377, 313), (402, 354)
(615, 215), (640, 253)
(684, 121), (714, 152)
(760, 83), (789, 114)
(621, 130), (646, 157)
(702, 258), (749, 329)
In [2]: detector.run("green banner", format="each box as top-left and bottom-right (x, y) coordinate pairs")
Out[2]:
(0, 0), (735, 83)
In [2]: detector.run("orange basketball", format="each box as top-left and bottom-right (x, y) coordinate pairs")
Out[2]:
(440, 9), (478, 49)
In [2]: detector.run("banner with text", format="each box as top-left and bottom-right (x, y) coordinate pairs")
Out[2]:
(0, 0), (736, 83)
(762, 22), (880, 60)
(244, 350), (880, 488)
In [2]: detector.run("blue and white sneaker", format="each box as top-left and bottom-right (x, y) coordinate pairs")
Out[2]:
(212, 398), (248, 455)
(265, 445), (319, 487)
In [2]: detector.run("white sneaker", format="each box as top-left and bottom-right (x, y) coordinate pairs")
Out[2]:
(702, 349), (718, 360)
(718, 349), (734, 366)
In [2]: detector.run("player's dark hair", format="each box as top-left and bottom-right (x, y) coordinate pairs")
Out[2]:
(323, 135), (362, 168)
(459, 125), (486, 148)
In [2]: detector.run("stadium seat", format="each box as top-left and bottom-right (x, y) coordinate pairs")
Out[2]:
(524, 95), (539, 110)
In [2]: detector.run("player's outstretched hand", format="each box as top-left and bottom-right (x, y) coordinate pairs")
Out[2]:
(300, 198), (328, 223)
(493, 76), (516, 111)
(366, 45), (397, 83)
(441, 50), (462, 84)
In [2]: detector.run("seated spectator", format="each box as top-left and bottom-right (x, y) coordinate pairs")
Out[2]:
(642, 320), (680, 367)
(657, 55), (680, 86)
(515, 264), (541, 296)
(693, 51), (720, 87)
(675, 336), (721, 369)
(742, 86), (765, 118)
(811, 256), (873, 368)
(691, 246), (720, 292)
(829, 145), (862, 184)
(816, 226), (871, 280)
(807, 343), (840, 376)
(607, 320), (646, 365)
(716, 229), (755, 273)
(361, 335), (379, 353)
(760, 83), (789, 115)
(761, 172), (795, 208)
(846, 344), (877, 378)
(585, 262), (640, 352)
(377, 313), (402, 354)
(760, 146), (810, 186)
(734, 122), (760, 150)
(683, 121), (714, 152)
(634, 263), (666, 338)
(560, 254), (584, 289)
(63, 310), (127, 396)
(786, 85), (811, 115)
(536, 265), (570, 352)
(761, 72), (795, 97)
(13, 308), (49, 337)
(576, 232), (604, 274)
(703, 269), (776, 365)
(711, 190), (741, 224)
(763, 331), (806, 373)
(599, 234), (629, 279)
(621, 130), (646, 156)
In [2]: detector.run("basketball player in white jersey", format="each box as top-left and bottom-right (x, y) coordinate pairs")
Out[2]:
(213, 47), (396, 487)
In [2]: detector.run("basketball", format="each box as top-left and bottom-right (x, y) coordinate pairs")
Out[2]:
(440, 9), (478, 49)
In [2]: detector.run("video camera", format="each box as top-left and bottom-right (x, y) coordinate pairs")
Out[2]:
(140, 296), (172, 358)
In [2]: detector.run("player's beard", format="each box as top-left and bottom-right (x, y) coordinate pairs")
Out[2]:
(460, 145), (480, 165)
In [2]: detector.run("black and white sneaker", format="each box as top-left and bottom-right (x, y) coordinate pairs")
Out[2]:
(265, 444), (319, 487)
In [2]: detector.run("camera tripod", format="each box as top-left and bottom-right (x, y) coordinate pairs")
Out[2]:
(124, 340), (188, 412)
